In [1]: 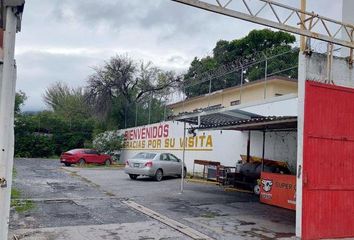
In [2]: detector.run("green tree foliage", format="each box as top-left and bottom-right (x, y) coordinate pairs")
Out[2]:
(15, 91), (27, 116)
(43, 82), (91, 119)
(14, 114), (56, 158)
(184, 29), (298, 97)
(15, 111), (95, 157)
(86, 55), (180, 128)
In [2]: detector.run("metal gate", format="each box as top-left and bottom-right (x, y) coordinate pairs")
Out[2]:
(302, 81), (354, 239)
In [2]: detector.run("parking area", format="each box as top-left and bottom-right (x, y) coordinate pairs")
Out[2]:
(10, 159), (295, 240)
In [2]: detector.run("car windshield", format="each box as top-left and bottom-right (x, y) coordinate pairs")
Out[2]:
(132, 152), (156, 160)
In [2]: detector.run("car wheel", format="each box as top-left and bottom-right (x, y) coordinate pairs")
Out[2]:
(78, 158), (86, 167)
(64, 163), (71, 167)
(178, 168), (187, 178)
(154, 169), (163, 182)
(129, 174), (138, 180)
(105, 159), (111, 166)
(253, 184), (260, 195)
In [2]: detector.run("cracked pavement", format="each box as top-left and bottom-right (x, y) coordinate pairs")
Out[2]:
(10, 158), (296, 240)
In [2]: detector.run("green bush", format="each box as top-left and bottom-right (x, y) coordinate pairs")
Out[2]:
(15, 111), (95, 158)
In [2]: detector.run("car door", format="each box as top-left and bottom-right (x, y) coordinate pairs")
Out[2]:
(159, 153), (172, 175)
(82, 150), (93, 163)
(168, 154), (182, 175)
(90, 150), (101, 163)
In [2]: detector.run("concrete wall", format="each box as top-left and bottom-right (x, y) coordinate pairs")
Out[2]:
(170, 78), (297, 114)
(304, 53), (354, 88)
(120, 96), (298, 174)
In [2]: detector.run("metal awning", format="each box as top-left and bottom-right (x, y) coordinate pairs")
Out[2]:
(171, 105), (297, 132)
(195, 116), (298, 131)
(174, 108), (262, 126)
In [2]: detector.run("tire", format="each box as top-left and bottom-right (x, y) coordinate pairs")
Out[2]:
(154, 169), (163, 182)
(104, 159), (111, 166)
(178, 168), (187, 178)
(64, 163), (71, 167)
(253, 184), (260, 195)
(78, 158), (86, 167)
(129, 174), (138, 180)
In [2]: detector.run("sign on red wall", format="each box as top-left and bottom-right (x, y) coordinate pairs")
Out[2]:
(260, 172), (296, 210)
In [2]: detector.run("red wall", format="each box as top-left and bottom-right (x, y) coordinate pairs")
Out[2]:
(302, 81), (354, 239)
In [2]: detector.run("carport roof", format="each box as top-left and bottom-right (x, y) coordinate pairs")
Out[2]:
(171, 107), (297, 131)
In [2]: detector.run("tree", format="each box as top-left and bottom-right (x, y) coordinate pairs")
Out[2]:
(93, 131), (124, 159)
(86, 55), (181, 128)
(15, 91), (27, 115)
(15, 111), (96, 157)
(184, 29), (298, 97)
(43, 82), (91, 120)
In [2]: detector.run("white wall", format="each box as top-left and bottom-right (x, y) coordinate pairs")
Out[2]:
(119, 120), (244, 172)
(119, 96), (298, 174)
(242, 131), (297, 173)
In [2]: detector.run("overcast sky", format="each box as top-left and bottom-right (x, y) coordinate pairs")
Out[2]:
(15, 0), (344, 111)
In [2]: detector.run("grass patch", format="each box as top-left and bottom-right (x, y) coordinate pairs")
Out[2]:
(11, 167), (36, 213)
(11, 187), (21, 199)
(11, 187), (35, 213)
(11, 199), (35, 213)
(12, 167), (17, 178)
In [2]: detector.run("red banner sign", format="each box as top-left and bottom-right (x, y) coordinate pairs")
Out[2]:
(260, 172), (296, 210)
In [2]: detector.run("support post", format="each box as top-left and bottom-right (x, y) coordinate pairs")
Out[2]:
(300, 0), (307, 52)
(207, 79), (211, 107)
(240, 66), (244, 102)
(261, 131), (266, 171)
(180, 122), (186, 193)
(148, 93), (152, 125)
(246, 131), (251, 162)
(0, 6), (18, 240)
(264, 56), (268, 99)
(135, 103), (138, 126)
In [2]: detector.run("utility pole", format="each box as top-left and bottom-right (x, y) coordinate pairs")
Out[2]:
(0, 1), (25, 239)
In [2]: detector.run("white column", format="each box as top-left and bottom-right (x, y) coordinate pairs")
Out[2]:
(0, 6), (18, 240)
(295, 53), (307, 238)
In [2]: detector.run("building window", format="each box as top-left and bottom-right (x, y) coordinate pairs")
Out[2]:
(230, 100), (240, 106)
(275, 93), (283, 97)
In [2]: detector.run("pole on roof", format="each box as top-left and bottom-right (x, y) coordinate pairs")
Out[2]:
(240, 66), (243, 102)
(263, 55), (268, 99)
(207, 78), (211, 107)
(0, 6), (19, 239)
(180, 122), (186, 193)
(261, 131), (266, 171)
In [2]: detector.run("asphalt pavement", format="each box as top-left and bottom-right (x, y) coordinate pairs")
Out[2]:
(9, 158), (296, 240)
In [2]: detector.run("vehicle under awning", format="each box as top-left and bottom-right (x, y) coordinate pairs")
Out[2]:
(171, 106), (298, 202)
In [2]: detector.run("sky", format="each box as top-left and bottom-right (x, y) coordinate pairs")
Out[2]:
(15, 0), (344, 111)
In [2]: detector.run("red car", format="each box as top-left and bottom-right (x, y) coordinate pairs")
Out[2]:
(60, 149), (112, 167)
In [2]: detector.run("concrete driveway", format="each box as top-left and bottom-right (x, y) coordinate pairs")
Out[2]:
(10, 158), (295, 240)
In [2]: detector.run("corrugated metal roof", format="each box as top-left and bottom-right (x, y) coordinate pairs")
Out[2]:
(171, 107), (297, 131)
(195, 116), (297, 131)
